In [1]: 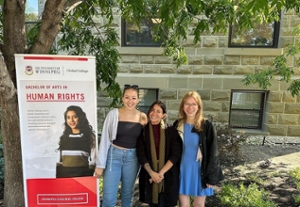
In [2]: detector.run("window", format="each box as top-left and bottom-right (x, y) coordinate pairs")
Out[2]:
(121, 18), (162, 47)
(228, 20), (280, 48)
(138, 88), (159, 113)
(229, 90), (267, 129)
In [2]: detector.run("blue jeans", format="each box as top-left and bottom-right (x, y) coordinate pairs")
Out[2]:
(102, 145), (140, 207)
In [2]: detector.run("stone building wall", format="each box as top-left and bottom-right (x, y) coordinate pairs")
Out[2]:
(96, 9), (300, 136)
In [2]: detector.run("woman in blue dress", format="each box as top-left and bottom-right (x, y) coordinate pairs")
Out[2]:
(173, 91), (224, 207)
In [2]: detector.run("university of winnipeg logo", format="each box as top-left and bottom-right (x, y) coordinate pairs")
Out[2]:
(25, 65), (33, 75)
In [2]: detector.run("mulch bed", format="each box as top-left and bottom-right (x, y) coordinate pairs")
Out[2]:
(203, 144), (300, 207)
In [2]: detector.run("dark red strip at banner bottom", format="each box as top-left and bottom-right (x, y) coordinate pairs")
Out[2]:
(27, 177), (98, 207)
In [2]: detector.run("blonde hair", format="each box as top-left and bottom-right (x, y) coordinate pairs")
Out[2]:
(178, 91), (205, 131)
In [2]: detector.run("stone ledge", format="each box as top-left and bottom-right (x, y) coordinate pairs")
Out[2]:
(117, 47), (163, 55)
(117, 47), (283, 57)
(224, 48), (283, 56)
(233, 129), (270, 146)
(233, 129), (270, 136)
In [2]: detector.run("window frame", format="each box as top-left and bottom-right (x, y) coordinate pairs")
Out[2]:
(229, 89), (268, 130)
(121, 19), (162, 47)
(138, 88), (159, 113)
(228, 19), (281, 48)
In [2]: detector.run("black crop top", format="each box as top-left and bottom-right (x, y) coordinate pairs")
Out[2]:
(113, 121), (142, 148)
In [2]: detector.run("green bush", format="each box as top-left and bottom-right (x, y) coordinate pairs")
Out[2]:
(219, 183), (277, 207)
(290, 167), (300, 204)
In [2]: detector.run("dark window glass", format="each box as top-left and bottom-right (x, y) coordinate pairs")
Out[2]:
(228, 20), (280, 48)
(138, 88), (159, 113)
(229, 90), (267, 129)
(122, 19), (162, 47)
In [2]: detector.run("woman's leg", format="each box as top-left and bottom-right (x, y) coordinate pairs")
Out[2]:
(101, 146), (123, 207)
(149, 193), (164, 207)
(157, 193), (164, 207)
(193, 196), (206, 207)
(120, 148), (140, 207)
(178, 194), (190, 207)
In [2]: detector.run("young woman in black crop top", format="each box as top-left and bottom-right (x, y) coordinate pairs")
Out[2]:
(95, 84), (147, 207)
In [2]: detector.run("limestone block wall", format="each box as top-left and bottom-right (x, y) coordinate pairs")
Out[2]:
(96, 9), (300, 136)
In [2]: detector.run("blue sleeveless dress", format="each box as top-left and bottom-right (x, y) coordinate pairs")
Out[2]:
(179, 123), (214, 196)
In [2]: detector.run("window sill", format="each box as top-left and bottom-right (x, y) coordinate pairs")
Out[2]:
(225, 48), (283, 56)
(117, 47), (283, 56)
(117, 47), (163, 55)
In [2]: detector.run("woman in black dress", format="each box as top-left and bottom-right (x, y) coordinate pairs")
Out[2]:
(137, 100), (182, 207)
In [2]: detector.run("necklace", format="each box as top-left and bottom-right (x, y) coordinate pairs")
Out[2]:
(186, 122), (194, 127)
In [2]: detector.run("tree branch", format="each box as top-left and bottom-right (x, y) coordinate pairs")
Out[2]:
(64, 0), (86, 14)
(30, 0), (66, 54)
(2, 0), (26, 87)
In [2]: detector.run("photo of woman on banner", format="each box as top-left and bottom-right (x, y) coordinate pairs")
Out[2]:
(56, 105), (96, 178)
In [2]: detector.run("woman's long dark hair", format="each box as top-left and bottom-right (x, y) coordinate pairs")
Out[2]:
(58, 105), (96, 150)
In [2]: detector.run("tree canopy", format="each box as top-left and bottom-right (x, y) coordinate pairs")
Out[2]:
(0, 0), (300, 206)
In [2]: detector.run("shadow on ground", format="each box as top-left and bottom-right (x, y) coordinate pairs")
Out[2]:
(134, 143), (300, 207)
(205, 144), (300, 207)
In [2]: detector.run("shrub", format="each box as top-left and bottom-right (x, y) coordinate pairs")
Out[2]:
(290, 167), (300, 204)
(214, 123), (248, 164)
(219, 183), (277, 207)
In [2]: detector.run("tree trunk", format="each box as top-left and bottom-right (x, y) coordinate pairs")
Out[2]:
(0, 0), (79, 206)
(1, 1), (26, 206)
(0, 58), (24, 207)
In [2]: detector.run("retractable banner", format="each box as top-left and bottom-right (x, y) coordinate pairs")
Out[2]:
(15, 54), (99, 207)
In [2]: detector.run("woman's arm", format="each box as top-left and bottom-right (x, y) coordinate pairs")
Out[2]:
(158, 160), (173, 177)
(168, 126), (183, 164)
(94, 168), (104, 177)
(96, 109), (117, 169)
(136, 126), (163, 183)
(158, 127), (182, 178)
(140, 111), (148, 126)
(144, 163), (163, 183)
(205, 120), (224, 185)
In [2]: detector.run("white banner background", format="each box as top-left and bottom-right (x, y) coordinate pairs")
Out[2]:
(15, 54), (98, 206)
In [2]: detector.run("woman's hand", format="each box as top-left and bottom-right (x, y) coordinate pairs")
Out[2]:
(94, 168), (103, 178)
(149, 171), (164, 183)
(206, 183), (215, 189)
